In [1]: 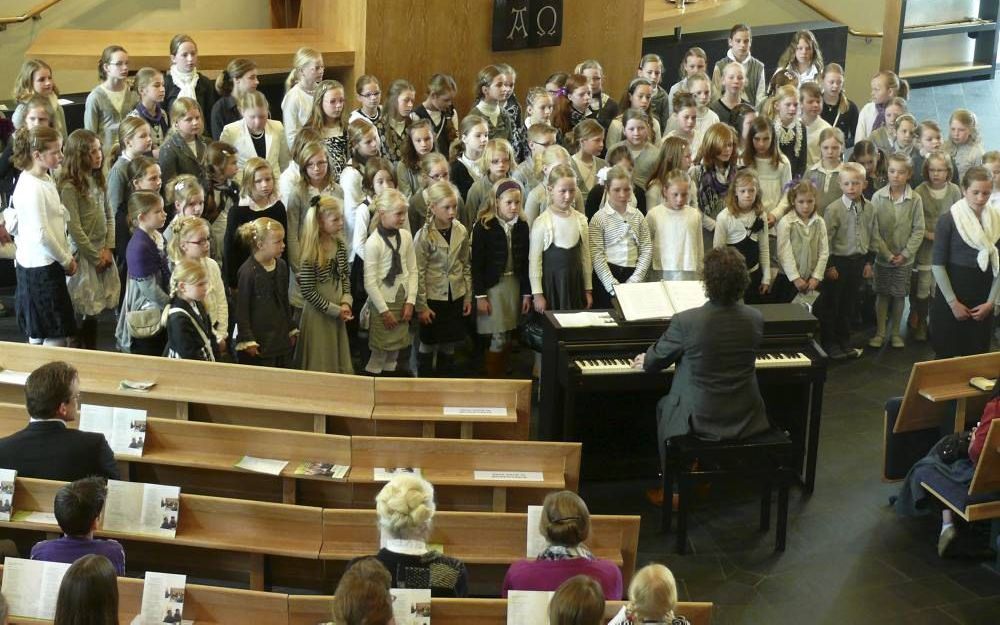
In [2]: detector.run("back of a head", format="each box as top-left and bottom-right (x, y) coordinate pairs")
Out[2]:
(0, 591), (7, 625)
(548, 575), (605, 625)
(53, 554), (118, 625)
(628, 563), (679, 621)
(703, 246), (750, 305)
(54, 477), (107, 537)
(375, 474), (436, 540)
(332, 557), (393, 625)
(540, 490), (590, 547)
(24, 361), (77, 420)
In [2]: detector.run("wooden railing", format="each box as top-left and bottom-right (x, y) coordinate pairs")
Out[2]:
(0, 0), (62, 28)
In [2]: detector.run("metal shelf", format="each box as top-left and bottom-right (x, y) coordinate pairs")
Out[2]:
(901, 19), (996, 39)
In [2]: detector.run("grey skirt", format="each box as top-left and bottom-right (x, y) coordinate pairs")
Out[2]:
(874, 262), (912, 297)
(369, 286), (412, 351)
(476, 274), (521, 335)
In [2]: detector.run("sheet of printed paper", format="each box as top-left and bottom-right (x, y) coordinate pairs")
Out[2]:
(443, 406), (508, 417)
(613, 282), (674, 321)
(0, 369), (30, 385)
(80, 404), (148, 457)
(103, 480), (181, 537)
(373, 467), (422, 481)
(474, 470), (544, 482)
(664, 280), (708, 314)
(390, 588), (431, 625)
(294, 462), (350, 479)
(139, 571), (187, 625)
(0, 558), (71, 620)
(552, 311), (617, 328)
(12, 510), (57, 525)
(0, 468), (15, 522)
(526, 505), (548, 557)
(506, 590), (553, 625)
(235, 455), (288, 475)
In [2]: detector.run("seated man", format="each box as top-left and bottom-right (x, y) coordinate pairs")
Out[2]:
(31, 477), (126, 575)
(0, 361), (119, 481)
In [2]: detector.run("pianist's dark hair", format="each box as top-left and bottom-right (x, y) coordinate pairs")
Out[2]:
(703, 246), (750, 305)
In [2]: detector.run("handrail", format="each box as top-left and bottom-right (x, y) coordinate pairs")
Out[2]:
(0, 0), (62, 27)
(797, 0), (883, 39)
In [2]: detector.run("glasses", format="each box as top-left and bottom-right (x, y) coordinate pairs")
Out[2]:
(428, 172), (449, 181)
(360, 91), (381, 99)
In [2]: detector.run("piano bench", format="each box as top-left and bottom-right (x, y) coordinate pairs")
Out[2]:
(661, 427), (796, 554)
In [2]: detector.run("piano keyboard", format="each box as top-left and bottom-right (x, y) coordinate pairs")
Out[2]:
(574, 352), (811, 375)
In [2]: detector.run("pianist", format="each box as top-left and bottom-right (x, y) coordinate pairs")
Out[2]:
(631, 247), (771, 472)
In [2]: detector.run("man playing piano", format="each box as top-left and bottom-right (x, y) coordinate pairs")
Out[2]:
(632, 247), (771, 503)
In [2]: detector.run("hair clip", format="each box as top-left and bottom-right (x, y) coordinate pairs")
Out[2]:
(175, 181), (185, 190)
(595, 166), (612, 186)
(310, 195), (321, 208)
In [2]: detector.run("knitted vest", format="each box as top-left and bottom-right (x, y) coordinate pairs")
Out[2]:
(713, 56), (764, 103)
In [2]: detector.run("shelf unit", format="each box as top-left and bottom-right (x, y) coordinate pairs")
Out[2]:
(883, 0), (999, 85)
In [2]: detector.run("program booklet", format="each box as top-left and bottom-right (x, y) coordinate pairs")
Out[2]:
(506, 590), (554, 625)
(136, 571), (187, 625)
(294, 462), (350, 479)
(102, 480), (180, 537)
(0, 468), (15, 521)
(613, 280), (707, 321)
(0, 558), (71, 620)
(390, 588), (431, 625)
(525, 505), (547, 557)
(80, 403), (148, 457)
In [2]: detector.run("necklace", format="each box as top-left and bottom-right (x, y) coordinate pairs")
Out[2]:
(249, 128), (265, 140)
(775, 119), (804, 159)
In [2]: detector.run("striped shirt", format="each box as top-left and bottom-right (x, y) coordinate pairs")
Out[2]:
(300, 242), (351, 313)
(588, 204), (653, 294)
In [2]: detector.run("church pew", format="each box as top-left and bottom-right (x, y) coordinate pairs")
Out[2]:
(318, 509), (640, 594)
(3, 477), (325, 591)
(918, 419), (1000, 523)
(287, 596), (714, 625)
(894, 352), (1000, 435)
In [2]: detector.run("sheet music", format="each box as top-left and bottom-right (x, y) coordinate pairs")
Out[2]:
(552, 311), (617, 327)
(664, 280), (708, 314)
(613, 282), (674, 321)
(0, 468), (14, 522)
(506, 590), (553, 625)
(0, 558), (71, 620)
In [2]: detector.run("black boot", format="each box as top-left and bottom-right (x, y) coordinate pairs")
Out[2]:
(416, 352), (435, 377)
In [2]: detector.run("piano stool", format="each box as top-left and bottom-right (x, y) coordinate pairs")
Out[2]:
(661, 427), (797, 554)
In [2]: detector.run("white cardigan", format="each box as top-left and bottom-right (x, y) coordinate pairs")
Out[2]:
(363, 228), (418, 313)
(8, 172), (73, 269)
(219, 118), (291, 175)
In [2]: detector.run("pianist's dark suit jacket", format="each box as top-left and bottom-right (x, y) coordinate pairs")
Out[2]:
(643, 300), (771, 460)
(0, 419), (120, 481)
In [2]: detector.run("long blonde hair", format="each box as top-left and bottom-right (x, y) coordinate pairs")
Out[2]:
(285, 47), (324, 93)
(167, 216), (210, 262)
(169, 258), (208, 299)
(421, 180), (460, 244)
(299, 195), (345, 267)
(477, 178), (523, 228)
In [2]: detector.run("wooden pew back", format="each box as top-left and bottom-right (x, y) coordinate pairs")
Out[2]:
(970, 419), (1000, 496)
(896, 352), (1000, 433)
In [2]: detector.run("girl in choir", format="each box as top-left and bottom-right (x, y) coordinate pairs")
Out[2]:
(472, 65), (513, 143)
(211, 58), (258, 140)
(741, 117), (792, 218)
(60, 129), (120, 348)
(278, 128), (323, 204)
(546, 72), (569, 98)
(497, 63), (527, 161)
(911, 120), (944, 188)
(0, 95), (53, 209)
(464, 138), (516, 229)
(11, 59), (67, 138)
(412, 73), (459, 157)
(614, 109), (659, 189)
(162, 174), (205, 242)
(235, 217), (295, 367)
(799, 82), (831, 168)
(305, 79), (349, 179)
(607, 79), (660, 148)
(165, 257), (218, 361)
(414, 181), (472, 376)
(552, 73), (593, 139)
(129, 67), (169, 155)
(890, 114), (917, 158)
(383, 79), (416, 163)
(869, 153), (925, 348)
(341, 119), (384, 257)
(668, 46), (709, 114)
(849, 139), (887, 201)
(669, 72), (719, 143)
(523, 87), (557, 147)
(820, 63), (859, 147)
(351, 157), (398, 327)
(709, 61), (752, 133)
(396, 118), (436, 199)
(85, 45), (138, 160)
(281, 47), (325, 148)
(364, 189), (418, 375)
(714, 169), (771, 301)
(168, 215), (227, 355)
(473, 178), (531, 377)
(449, 114), (490, 201)
(689, 122), (739, 244)
(911, 151), (961, 341)
(569, 119), (606, 195)
(665, 93), (700, 156)
(224, 158), (287, 289)
(350, 74), (387, 151)
(158, 97), (207, 186)
(128, 155), (163, 194)
(8, 126), (76, 346)
(525, 144), (577, 225)
(530, 164), (593, 312)
(408, 153), (450, 233)
(774, 180), (828, 304)
(638, 53), (669, 134)
(295, 195), (354, 373)
(778, 30), (824, 83)
(576, 59), (619, 129)
(765, 85), (807, 179)
(804, 127), (846, 216)
(164, 34), (214, 124)
(646, 136), (693, 212)
(867, 97), (907, 155)
(586, 145), (648, 219)
(219, 91), (290, 173)
(108, 117), (153, 267)
(945, 108), (985, 182)
(203, 141), (240, 265)
(646, 169), (703, 281)
(588, 165), (652, 309)
(856, 70), (909, 143)
(115, 191), (169, 355)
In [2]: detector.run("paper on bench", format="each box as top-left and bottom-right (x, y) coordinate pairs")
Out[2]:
(12, 509), (57, 525)
(390, 588), (431, 625)
(235, 455), (288, 475)
(80, 403), (148, 457)
(0, 468), (14, 522)
(444, 406), (508, 417)
(0, 558), (71, 620)
(103, 480), (180, 537)
(120, 379), (157, 392)
(507, 590), (554, 625)
(474, 470), (544, 482)
(294, 462), (349, 479)
(526, 505), (548, 557)
(137, 571), (187, 625)
(0, 369), (30, 385)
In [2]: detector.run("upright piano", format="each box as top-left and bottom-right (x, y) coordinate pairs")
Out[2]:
(539, 304), (827, 493)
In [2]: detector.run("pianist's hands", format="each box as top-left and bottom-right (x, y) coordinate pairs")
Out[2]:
(631, 353), (645, 369)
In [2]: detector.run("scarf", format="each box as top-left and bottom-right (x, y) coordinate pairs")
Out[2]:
(169, 66), (199, 101)
(696, 164), (735, 220)
(376, 223), (403, 285)
(775, 119), (805, 160)
(950, 199), (1000, 276)
(537, 543), (595, 561)
(872, 102), (886, 131)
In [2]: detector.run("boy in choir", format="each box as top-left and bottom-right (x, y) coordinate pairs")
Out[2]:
(30, 477), (126, 575)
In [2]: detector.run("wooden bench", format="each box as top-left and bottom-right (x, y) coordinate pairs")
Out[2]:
(288, 596), (714, 625)
(894, 352), (1000, 435)
(917, 419), (1000, 524)
(319, 509), (640, 594)
(3, 477), (325, 591)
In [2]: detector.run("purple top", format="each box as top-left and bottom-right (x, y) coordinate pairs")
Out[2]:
(126, 228), (169, 284)
(31, 535), (126, 575)
(502, 557), (623, 599)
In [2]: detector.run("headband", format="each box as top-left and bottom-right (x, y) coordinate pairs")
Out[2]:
(495, 180), (520, 198)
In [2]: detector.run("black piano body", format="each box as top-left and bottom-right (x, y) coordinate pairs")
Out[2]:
(539, 303), (827, 492)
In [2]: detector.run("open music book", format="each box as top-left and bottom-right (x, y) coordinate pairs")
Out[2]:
(0, 558), (71, 620)
(80, 404), (148, 457)
(614, 280), (707, 321)
(102, 480), (181, 538)
(0, 468), (14, 522)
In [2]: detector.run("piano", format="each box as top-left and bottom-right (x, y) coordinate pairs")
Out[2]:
(539, 303), (827, 492)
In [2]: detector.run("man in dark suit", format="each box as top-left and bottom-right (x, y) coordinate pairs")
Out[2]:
(633, 247), (771, 477)
(0, 361), (119, 481)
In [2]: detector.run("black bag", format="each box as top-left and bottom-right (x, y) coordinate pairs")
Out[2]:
(521, 313), (545, 352)
(937, 431), (973, 464)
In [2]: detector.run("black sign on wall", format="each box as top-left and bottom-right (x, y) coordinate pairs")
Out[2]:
(492, 0), (563, 51)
